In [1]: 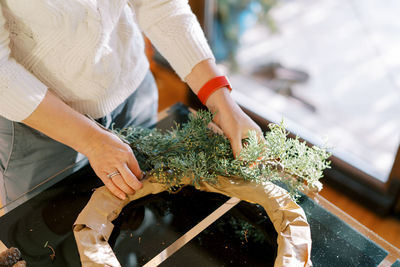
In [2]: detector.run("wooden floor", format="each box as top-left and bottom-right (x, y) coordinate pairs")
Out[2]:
(152, 64), (400, 250)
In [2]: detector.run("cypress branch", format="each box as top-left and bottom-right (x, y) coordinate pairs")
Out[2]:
(114, 110), (331, 198)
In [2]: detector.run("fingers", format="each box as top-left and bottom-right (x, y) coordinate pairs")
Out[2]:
(231, 126), (264, 158)
(254, 127), (265, 144)
(96, 148), (143, 199)
(119, 164), (143, 190)
(101, 165), (142, 200)
(230, 135), (243, 159)
(87, 130), (145, 200)
(207, 121), (224, 135)
(102, 174), (127, 200)
(126, 153), (143, 179)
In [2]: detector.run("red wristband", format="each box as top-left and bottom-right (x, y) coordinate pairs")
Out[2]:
(197, 76), (232, 106)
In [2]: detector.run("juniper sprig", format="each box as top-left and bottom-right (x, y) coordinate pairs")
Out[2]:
(114, 110), (330, 198)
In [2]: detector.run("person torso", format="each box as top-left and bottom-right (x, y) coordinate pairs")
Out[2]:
(1, 0), (148, 117)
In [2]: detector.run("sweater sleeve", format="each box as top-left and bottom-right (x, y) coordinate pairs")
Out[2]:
(0, 6), (47, 122)
(130, 0), (215, 80)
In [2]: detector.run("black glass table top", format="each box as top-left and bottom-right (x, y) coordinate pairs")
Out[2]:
(0, 103), (399, 266)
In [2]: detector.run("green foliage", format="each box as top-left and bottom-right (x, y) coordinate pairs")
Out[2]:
(114, 110), (330, 198)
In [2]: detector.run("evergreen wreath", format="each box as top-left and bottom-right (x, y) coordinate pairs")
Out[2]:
(113, 110), (330, 198)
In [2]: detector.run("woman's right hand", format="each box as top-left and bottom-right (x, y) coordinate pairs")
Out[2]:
(83, 129), (143, 200)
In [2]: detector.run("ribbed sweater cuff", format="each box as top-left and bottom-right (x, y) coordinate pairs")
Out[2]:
(146, 17), (215, 80)
(0, 59), (48, 122)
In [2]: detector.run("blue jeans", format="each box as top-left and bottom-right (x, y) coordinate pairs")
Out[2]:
(0, 71), (158, 207)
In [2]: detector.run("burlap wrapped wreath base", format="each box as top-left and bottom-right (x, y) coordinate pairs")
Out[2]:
(73, 175), (312, 267)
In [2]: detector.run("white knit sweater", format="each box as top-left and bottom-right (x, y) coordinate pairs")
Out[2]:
(0, 0), (214, 121)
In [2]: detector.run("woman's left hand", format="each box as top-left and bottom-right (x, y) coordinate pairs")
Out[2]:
(206, 87), (263, 158)
(184, 59), (263, 157)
